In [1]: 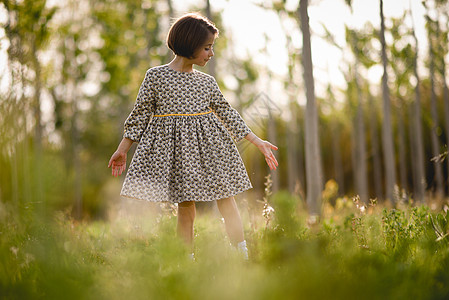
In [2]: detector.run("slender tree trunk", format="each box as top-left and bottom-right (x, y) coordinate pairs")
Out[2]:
(435, 10), (449, 196)
(392, 83), (407, 196)
(298, 0), (323, 217)
(426, 13), (445, 199)
(287, 99), (298, 195)
(428, 64), (445, 199)
(297, 119), (306, 199)
(331, 124), (345, 196)
(344, 0), (367, 202)
(368, 92), (383, 200)
(408, 103), (424, 202)
(380, 0), (397, 203)
(439, 12), (449, 192)
(443, 64), (449, 191)
(354, 59), (369, 204)
(350, 123), (357, 196)
(409, 4), (426, 203)
(396, 106), (408, 194)
(284, 28), (298, 196)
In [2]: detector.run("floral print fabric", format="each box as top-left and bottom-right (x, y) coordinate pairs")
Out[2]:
(120, 65), (252, 203)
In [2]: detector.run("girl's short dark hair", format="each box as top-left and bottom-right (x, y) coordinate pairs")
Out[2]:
(167, 13), (219, 59)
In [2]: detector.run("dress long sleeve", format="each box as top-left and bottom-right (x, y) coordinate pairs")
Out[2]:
(209, 78), (251, 142)
(123, 70), (154, 142)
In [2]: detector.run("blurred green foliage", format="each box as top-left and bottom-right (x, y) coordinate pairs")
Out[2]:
(1, 194), (449, 299)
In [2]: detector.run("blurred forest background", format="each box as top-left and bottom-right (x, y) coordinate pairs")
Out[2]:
(1, 0), (449, 220)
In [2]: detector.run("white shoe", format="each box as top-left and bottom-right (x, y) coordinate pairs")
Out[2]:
(188, 252), (195, 261)
(237, 240), (249, 260)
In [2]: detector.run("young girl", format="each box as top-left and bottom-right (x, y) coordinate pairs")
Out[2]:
(108, 13), (278, 260)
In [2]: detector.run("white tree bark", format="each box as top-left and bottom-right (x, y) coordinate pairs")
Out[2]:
(426, 11), (445, 199)
(298, 0), (323, 217)
(380, 0), (397, 203)
(409, 3), (426, 203)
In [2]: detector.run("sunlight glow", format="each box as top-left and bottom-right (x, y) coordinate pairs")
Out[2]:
(172, 0), (427, 97)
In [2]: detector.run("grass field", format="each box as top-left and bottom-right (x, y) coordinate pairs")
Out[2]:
(1, 192), (449, 300)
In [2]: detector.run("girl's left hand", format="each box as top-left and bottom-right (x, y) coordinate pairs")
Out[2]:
(257, 140), (279, 170)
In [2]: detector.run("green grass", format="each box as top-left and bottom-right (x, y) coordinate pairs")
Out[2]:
(1, 193), (449, 300)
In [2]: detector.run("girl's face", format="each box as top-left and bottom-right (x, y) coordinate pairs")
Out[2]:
(191, 33), (215, 67)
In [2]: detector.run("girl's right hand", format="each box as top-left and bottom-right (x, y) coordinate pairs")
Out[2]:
(108, 151), (127, 177)
(256, 140), (279, 171)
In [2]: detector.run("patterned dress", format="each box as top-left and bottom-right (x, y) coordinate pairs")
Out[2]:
(120, 65), (253, 203)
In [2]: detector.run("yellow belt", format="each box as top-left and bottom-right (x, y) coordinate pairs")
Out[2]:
(153, 110), (213, 117)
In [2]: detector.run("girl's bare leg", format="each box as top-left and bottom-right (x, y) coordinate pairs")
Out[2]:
(177, 201), (196, 249)
(216, 197), (244, 245)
